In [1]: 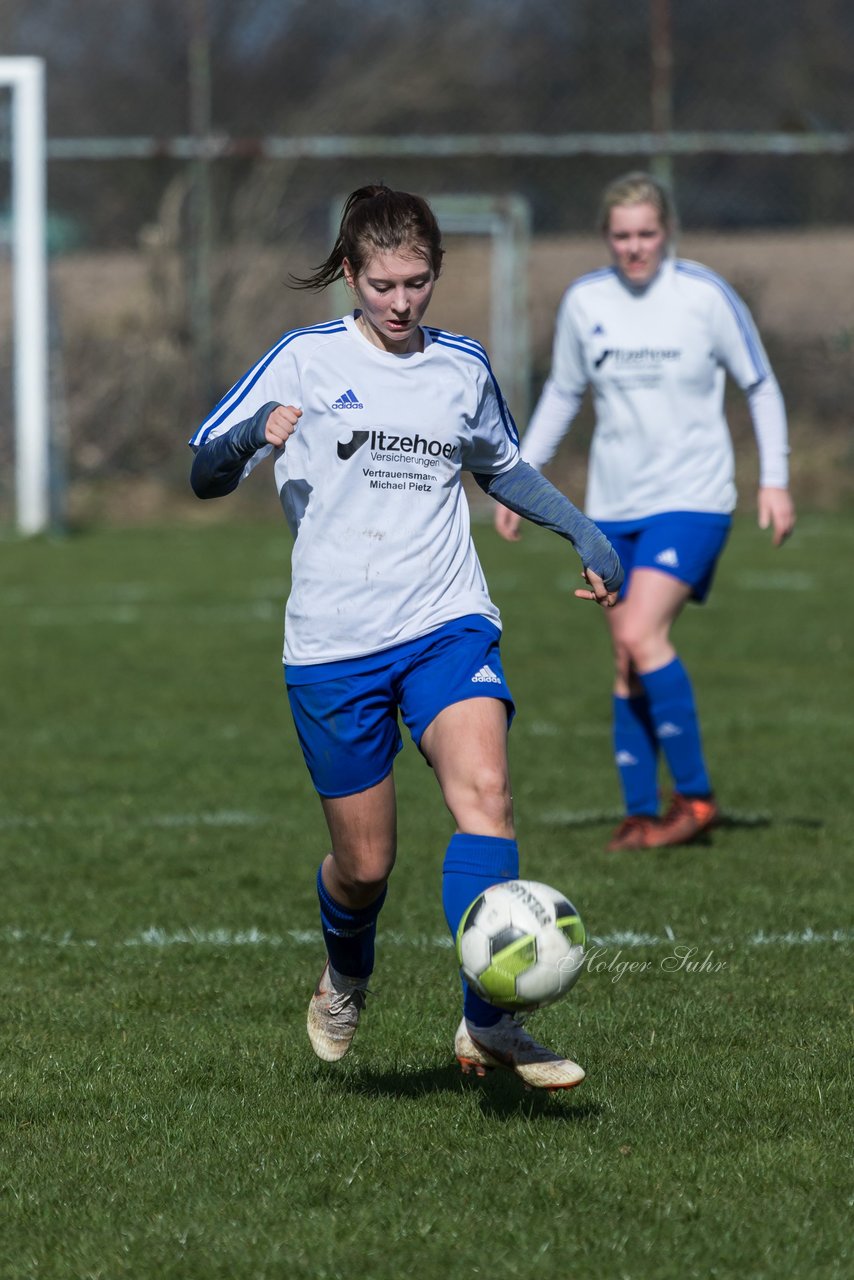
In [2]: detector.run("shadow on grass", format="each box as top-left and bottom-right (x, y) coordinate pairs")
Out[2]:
(319, 1061), (602, 1120)
(544, 810), (824, 834)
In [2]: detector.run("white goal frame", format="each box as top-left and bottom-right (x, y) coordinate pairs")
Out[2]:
(1, 57), (49, 535)
(431, 195), (531, 424)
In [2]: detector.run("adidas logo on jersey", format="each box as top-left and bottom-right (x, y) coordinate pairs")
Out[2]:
(654, 547), (680, 568)
(471, 664), (501, 684)
(332, 388), (364, 409)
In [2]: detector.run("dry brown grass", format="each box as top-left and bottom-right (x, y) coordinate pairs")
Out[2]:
(1, 229), (851, 523)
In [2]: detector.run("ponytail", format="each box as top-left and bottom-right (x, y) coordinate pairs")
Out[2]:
(291, 184), (444, 291)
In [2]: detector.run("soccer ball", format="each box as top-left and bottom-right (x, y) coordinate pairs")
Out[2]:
(455, 879), (586, 1012)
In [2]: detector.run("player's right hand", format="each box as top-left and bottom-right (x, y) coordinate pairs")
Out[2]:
(758, 486), (796, 547)
(265, 404), (302, 448)
(494, 503), (523, 542)
(574, 568), (619, 608)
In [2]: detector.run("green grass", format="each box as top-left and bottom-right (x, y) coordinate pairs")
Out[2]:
(1, 514), (851, 1280)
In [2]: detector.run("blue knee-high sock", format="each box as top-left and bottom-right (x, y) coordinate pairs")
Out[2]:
(639, 657), (712, 798)
(442, 832), (519, 1028)
(613, 693), (659, 816)
(316, 866), (387, 981)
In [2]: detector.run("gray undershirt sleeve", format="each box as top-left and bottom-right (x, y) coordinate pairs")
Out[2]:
(474, 459), (624, 592)
(189, 402), (279, 498)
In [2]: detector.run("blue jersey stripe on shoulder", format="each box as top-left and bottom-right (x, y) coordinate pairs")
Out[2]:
(675, 261), (768, 381)
(570, 266), (616, 292)
(431, 331), (519, 446)
(426, 326), (488, 356)
(192, 319), (347, 445)
(428, 329), (492, 367)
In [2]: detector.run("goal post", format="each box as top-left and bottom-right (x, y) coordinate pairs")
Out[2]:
(431, 195), (531, 425)
(0, 56), (49, 535)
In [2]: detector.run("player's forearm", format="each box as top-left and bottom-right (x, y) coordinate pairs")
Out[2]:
(475, 460), (624, 592)
(746, 377), (790, 489)
(518, 379), (583, 471)
(189, 402), (278, 498)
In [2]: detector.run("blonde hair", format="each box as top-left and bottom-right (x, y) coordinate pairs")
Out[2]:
(599, 171), (677, 238)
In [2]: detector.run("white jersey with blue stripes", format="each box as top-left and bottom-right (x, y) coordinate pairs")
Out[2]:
(522, 257), (784, 521)
(190, 312), (520, 666)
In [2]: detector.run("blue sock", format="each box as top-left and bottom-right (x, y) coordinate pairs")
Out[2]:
(639, 657), (712, 798)
(613, 693), (659, 816)
(316, 866), (386, 981)
(442, 832), (519, 1028)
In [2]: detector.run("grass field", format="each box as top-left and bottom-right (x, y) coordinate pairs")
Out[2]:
(1, 512), (852, 1280)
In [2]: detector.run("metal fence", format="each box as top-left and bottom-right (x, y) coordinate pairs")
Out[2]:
(2, 0), (854, 524)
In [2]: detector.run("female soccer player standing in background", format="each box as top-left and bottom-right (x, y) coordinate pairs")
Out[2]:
(495, 171), (795, 852)
(189, 185), (623, 1089)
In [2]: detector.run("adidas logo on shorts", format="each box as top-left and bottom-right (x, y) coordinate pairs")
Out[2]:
(471, 664), (501, 684)
(654, 547), (680, 568)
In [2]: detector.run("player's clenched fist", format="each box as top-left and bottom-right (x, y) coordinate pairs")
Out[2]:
(265, 404), (302, 447)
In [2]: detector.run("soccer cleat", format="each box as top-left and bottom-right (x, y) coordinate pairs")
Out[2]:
(306, 961), (369, 1062)
(454, 1014), (585, 1091)
(606, 814), (662, 851)
(645, 793), (720, 847)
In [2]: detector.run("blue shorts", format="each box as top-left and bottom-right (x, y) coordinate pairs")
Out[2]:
(285, 616), (515, 798)
(596, 512), (732, 603)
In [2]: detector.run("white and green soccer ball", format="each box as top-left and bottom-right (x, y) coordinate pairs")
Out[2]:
(455, 879), (586, 1012)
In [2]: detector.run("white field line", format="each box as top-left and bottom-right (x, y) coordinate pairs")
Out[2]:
(733, 570), (815, 591)
(0, 811), (270, 830)
(0, 925), (850, 951)
(23, 602), (280, 626)
(0, 582), (286, 628)
(0, 579), (285, 606)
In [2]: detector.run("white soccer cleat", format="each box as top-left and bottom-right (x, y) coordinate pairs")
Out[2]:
(307, 961), (369, 1062)
(455, 1014), (585, 1091)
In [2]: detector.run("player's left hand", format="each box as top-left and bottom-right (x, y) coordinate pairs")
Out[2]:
(758, 486), (796, 547)
(574, 568), (619, 608)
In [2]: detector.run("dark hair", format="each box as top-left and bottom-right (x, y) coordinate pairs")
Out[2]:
(291, 184), (444, 292)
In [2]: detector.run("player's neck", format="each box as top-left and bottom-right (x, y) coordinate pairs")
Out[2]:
(354, 311), (424, 356)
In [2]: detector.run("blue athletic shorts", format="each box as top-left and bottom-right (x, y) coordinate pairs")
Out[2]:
(285, 615), (515, 798)
(596, 511), (732, 603)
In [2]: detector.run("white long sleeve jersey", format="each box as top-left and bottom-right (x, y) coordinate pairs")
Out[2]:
(521, 258), (789, 521)
(190, 313), (520, 666)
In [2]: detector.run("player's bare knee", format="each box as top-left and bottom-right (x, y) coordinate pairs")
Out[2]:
(329, 848), (395, 902)
(447, 768), (513, 834)
(617, 628), (661, 673)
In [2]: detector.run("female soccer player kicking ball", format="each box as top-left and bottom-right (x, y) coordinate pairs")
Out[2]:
(190, 185), (622, 1090)
(496, 171), (795, 852)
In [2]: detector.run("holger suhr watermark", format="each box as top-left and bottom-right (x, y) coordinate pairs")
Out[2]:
(583, 944), (728, 982)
